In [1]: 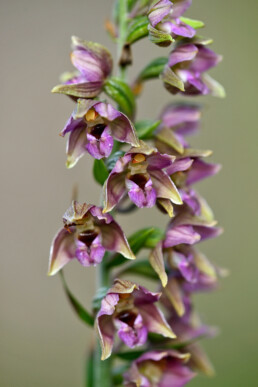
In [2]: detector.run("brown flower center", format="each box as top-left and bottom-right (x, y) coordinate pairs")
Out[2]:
(78, 230), (99, 247)
(90, 124), (106, 139)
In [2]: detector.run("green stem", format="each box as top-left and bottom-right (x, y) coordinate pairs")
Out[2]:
(118, 0), (128, 80)
(93, 2), (128, 385)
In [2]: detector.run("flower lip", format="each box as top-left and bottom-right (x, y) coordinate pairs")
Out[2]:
(90, 123), (106, 139)
(78, 229), (99, 247)
(128, 173), (149, 190)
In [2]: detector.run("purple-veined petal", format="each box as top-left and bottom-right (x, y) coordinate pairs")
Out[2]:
(140, 303), (176, 339)
(170, 19), (195, 38)
(71, 36), (113, 78)
(126, 176), (157, 208)
(96, 293), (119, 360)
(180, 189), (201, 215)
(147, 152), (174, 170)
(48, 228), (76, 276)
(151, 169), (183, 205)
(100, 220), (135, 260)
(189, 45), (222, 73)
(148, 0), (172, 27)
(186, 159), (221, 184)
(166, 158), (193, 175)
(61, 115), (85, 137)
(161, 103), (201, 131)
(71, 49), (104, 81)
(51, 81), (103, 98)
(168, 44), (198, 68)
(86, 126), (114, 159)
(103, 172), (127, 213)
(66, 125), (87, 168)
(164, 225), (201, 247)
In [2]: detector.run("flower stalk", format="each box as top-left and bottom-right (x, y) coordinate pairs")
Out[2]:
(49, 0), (225, 386)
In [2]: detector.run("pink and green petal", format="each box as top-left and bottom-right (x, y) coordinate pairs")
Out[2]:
(48, 228), (76, 276)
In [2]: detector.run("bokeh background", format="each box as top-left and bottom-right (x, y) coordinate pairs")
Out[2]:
(1, 0), (257, 386)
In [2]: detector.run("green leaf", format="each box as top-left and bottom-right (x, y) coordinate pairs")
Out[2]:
(116, 349), (145, 361)
(85, 351), (94, 387)
(126, 16), (149, 44)
(119, 259), (159, 280)
(148, 25), (173, 47)
(92, 287), (109, 312)
(180, 16), (205, 29)
(103, 77), (136, 118)
(60, 271), (94, 327)
(106, 151), (125, 171)
(135, 120), (161, 139)
(93, 159), (109, 185)
(144, 228), (165, 248)
(138, 57), (168, 81)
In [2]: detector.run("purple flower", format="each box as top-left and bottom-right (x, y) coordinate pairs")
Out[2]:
(124, 349), (195, 387)
(156, 103), (201, 154)
(96, 279), (175, 360)
(48, 201), (135, 276)
(60, 99), (139, 167)
(103, 141), (182, 212)
(161, 42), (224, 96)
(149, 195), (221, 288)
(52, 36), (113, 98)
(148, 0), (195, 47)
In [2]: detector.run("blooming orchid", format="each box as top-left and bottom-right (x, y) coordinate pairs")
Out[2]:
(61, 99), (139, 167)
(96, 279), (175, 360)
(48, 201), (135, 275)
(103, 141), (182, 212)
(148, 0), (195, 47)
(49, 1), (225, 386)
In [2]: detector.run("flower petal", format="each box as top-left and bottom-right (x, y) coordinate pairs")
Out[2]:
(164, 277), (185, 316)
(66, 125), (87, 168)
(103, 172), (127, 213)
(151, 169), (183, 205)
(140, 303), (176, 339)
(149, 242), (168, 287)
(51, 81), (103, 98)
(100, 220), (136, 260)
(164, 225), (201, 247)
(96, 293), (119, 360)
(48, 228), (76, 276)
(186, 159), (221, 185)
(148, 0), (172, 27)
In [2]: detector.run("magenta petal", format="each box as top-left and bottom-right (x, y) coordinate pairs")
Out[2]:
(164, 225), (200, 247)
(148, 0), (172, 27)
(170, 20), (195, 38)
(172, 0), (192, 18)
(86, 126), (114, 159)
(166, 158), (193, 175)
(126, 177), (157, 208)
(160, 361), (196, 387)
(147, 152), (174, 170)
(71, 49), (104, 82)
(116, 314), (148, 348)
(103, 172), (127, 213)
(190, 46), (222, 73)
(186, 159), (221, 184)
(168, 44), (198, 68)
(61, 115), (85, 136)
(161, 103), (201, 134)
(75, 235), (105, 266)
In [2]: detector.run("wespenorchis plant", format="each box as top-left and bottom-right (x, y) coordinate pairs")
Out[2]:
(49, 1), (225, 385)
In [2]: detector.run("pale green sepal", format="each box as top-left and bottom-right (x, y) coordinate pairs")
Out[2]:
(160, 65), (185, 92)
(180, 17), (205, 29)
(148, 25), (173, 47)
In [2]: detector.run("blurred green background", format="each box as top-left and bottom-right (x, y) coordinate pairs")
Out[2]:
(0, 0), (257, 386)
